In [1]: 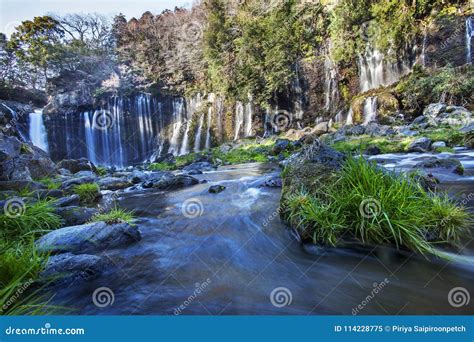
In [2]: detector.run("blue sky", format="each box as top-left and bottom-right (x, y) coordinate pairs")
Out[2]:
(1, 0), (193, 36)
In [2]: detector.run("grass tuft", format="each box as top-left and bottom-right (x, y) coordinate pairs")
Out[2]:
(73, 183), (100, 204)
(282, 157), (470, 256)
(90, 207), (135, 225)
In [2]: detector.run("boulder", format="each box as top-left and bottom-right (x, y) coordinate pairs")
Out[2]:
(408, 137), (432, 153)
(0, 180), (46, 192)
(182, 162), (216, 174)
(40, 253), (105, 285)
(345, 125), (366, 136)
(414, 157), (464, 175)
(53, 195), (81, 207)
(261, 176), (283, 188)
(97, 177), (132, 191)
(411, 115), (428, 126)
(128, 170), (147, 184)
(0, 135), (56, 181)
(152, 153), (176, 164)
(423, 103), (446, 118)
(54, 206), (98, 226)
(36, 221), (141, 255)
(60, 176), (97, 190)
(74, 170), (98, 179)
(57, 158), (97, 174)
(365, 145), (382, 156)
(431, 141), (447, 150)
(271, 139), (291, 155)
(311, 122), (329, 136)
(150, 174), (199, 190)
(209, 185), (226, 194)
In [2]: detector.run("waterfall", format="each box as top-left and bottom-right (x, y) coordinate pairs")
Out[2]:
(205, 107), (212, 149)
(244, 100), (253, 137)
(234, 101), (244, 140)
(358, 44), (412, 92)
(346, 108), (354, 126)
(293, 64), (305, 120)
(179, 122), (190, 155)
(362, 97), (377, 125)
(28, 109), (49, 152)
(194, 113), (204, 152)
(467, 17), (474, 65)
(420, 31), (428, 67)
(169, 98), (185, 155)
(324, 56), (339, 111)
(83, 112), (97, 165)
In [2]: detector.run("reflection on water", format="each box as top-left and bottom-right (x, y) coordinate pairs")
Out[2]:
(51, 158), (474, 315)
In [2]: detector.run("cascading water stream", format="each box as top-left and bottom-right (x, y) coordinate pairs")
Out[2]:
(205, 107), (212, 150)
(324, 56), (339, 111)
(28, 109), (49, 152)
(467, 17), (474, 65)
(358, 44), (413, 92)
(363, 97), (378, 125)
(194, 113), (204, 153)
(244, 100), (253, 137)
(234, 101), (244, 140)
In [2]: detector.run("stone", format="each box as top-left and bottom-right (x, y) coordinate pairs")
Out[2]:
(97, 177), (132, 191)
(30, 189), (64, 199)
(54, 206), (98, 226)
(53, 195), (81, 207)
(60, 176), (97, 190)
(40, 253), (105, 285)
(209, 185), (226, 194)
(151, 174), (199, 190)
(74, 170), (98, 179)
(345, 125), (365, 136)
(0, 180), (46, 192)
(182, 162), (215, 174)
(271, 139), (291, 155)
(152, 153), (175, 164)
(261, 176), (282, 188)
(311, 122), (329, 135)
(431, 141), (447, 150)
(411, 115), (428, 126)
(408, 137), (432, 153)
(57, 158), (97, 174)
(365, 145), (382, 156)
(128, 170), (147, 184)
(423, 103), (446, 117)
(36, 221), (141, 255)
(414, 157), (464, 175)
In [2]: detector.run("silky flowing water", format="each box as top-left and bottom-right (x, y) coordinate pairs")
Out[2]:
(50, 153), (474, 315)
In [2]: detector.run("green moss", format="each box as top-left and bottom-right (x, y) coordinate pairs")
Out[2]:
(281, 157), (471, 256)
(73, 183), (100, 204)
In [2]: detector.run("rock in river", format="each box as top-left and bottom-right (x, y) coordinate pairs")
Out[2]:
(36, 221), (141, 255)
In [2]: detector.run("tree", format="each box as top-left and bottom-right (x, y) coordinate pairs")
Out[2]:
(8, 16), (64, 87)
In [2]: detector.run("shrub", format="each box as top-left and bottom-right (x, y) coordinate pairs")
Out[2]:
(36, 177), (60, 190)
(73, 183), (100, 204)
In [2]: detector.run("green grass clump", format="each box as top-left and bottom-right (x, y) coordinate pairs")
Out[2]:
(282, 157), (470, 256)
(331, 136), (413, 154)
(73, 183), (100, 204)
(0, 199), (64, 315)
(36, 177), (60, 190)
(148, 162), (176, 171)
(90, 207), (135, 225)
(423, 128), (465, 147)
(95, 167), (108, 176)
(0, 199), (63, 240)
